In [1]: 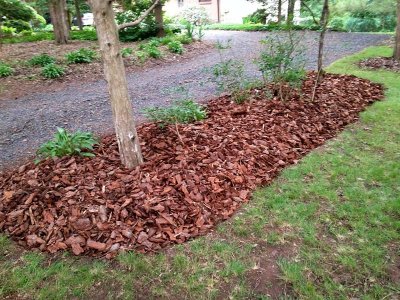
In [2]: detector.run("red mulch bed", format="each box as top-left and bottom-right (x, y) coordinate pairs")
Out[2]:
(359, 57), (400, 72)
(0, 73), (384, 258)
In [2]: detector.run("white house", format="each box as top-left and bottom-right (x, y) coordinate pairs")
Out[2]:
(163, 0), (301, 24)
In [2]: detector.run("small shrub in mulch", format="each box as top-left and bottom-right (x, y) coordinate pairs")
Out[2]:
(0, 73), (384, 258)
(359, 57), (400, 72)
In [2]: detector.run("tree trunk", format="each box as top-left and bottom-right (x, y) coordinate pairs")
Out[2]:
(317, 0), (329, 73)
(89, 0), (144, 169)
(154, 3), (165, 37)
(394, 0), (400, 61)
(287, 0), (295, 25)
(277, 0), (282, 24)
(74, 0), (83, 30)
(49, 0), (69, 44)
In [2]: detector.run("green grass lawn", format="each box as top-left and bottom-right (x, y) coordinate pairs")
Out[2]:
(0, 46), (399, 299)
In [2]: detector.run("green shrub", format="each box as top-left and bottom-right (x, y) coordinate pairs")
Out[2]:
(144, 45), (162, 59)
(167, 40), (184, 54)
(0, 62), (14, 77)
(159, 35), (175, 45)
(66, 48), (96, 64)
(1, 26), (16, 36)
(211, 59), (251, 103)
(243, 9), (268, 24)
(257, 32), (306, 101)
(143, 100), (207, 128)
(121, 47), (133, 57)
(70, 30), (97, 41)
(329, 17), (345, 31)
(176, 34), (192, 44)
(3, 19), (31, 32)
(29, 54), (56, 67)
(36, 127), (98, 162)
(135, 51), (149, 63)
(41, 63), (65, 79)
(345, 17), (378, 32)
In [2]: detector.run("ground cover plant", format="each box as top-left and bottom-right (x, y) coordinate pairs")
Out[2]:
(40, 63), (65, 79)
(0, 46), (398, 299)
(65, 48), (97, 64)
(35, 127), (98, 162)
(0, 62), (14, 77)
(28, 54), (56, 67)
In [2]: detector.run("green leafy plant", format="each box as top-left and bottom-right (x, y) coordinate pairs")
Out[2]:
(211, 59), (251, 104)
(36, 127), (98, 162)
(176, 34), (192, 45)
(121, 47), (133, 58)
(135, 50), (149, 63)
(143, 100), (206, 128)
(0, 62), (14, 77)
(29, 53), (56, 67)
(41, 63), (65, 79)
(257, 31), (306, 101)
(167, 40), (184, 54)
(180, 7), (209, 40)
(65, 48), (96, 64)
(145, 45), (162, 59)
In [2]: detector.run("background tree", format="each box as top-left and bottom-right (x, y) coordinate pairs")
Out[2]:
(395, 0), (400, 61)
(88, 0), (161, 168)
(74, 0), (83, 30)
(287, 0), (295, 25)
(0, 0), (36, 31)
(48, 0), (69, 44)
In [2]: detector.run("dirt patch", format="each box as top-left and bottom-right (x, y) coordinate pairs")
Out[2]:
(359, 57), (400, 72)
(245, 241), (297, 299)
(0, 73), (384, 258)
(0, 40), (213, 100)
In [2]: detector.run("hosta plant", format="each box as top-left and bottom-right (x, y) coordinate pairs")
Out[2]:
(41, 63), (65, 79)
(36, 127), (98, 163)
(29, 54), (56, 67)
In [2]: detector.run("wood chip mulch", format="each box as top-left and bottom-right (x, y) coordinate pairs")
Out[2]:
(359, 57), (400, 72)
(0, 72), (384, 258)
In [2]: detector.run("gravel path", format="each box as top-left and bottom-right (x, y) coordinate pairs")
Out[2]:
(0, 31), (390, 170)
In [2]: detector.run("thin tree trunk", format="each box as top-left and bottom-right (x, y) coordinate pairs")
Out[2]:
(317, 0), (329, 73)
(74, 0), (83, 30)
(154, 3), (165, 37)
(89, 0), (143, 169)
(49, 0), (69, 44)
(394, 0), (400, 61)
(311, 0), (329, 102)
(277, 0), (282, 24)
(287, 0), (295, 25)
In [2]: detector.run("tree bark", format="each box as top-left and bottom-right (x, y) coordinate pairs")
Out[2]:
(74, 0), (83, 30)
(154, 3), (165, 37)
(49, 0), (69, 44)
(277, 0), (282, 24)
(317, 0), (329, 73)
(88, 0), (144, 169)
(287, 0), (295, 25)
(394, 0), (400, 61)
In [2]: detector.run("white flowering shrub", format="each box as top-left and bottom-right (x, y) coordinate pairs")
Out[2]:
(179, 6), (210, 40)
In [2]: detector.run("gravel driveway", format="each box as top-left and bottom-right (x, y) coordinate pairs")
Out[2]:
(0, 31), (390, 170)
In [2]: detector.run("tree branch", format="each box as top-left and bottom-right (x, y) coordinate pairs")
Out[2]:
(302, 1), (319, 25)
(118, 0), (161, 30)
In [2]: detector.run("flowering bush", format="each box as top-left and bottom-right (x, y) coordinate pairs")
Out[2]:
(179, 7), (210, 40)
